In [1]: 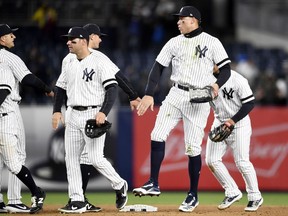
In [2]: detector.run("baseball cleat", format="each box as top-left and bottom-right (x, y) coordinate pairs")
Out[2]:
(132, 179), (161, 197)
(6, 203), (30, 213)
(218, 193), (243, 210)
(178, 193), (199, 212)
(58, 201), (86, 214)
(30, 187), (46, 214)
(0, 202), (8, 213)
(244, 198), (263, 212)
(85, 199), (102, 212)
(115, 180), (128, 209)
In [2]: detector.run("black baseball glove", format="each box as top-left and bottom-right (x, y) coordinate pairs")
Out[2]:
(189, 86), (215, 103)
(209, 123), (234, 142)
(85, 119), (112, 138)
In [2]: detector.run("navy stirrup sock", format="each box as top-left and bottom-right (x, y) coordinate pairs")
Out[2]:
(188, 155), (202, 199)
(150, 141), (165, 185)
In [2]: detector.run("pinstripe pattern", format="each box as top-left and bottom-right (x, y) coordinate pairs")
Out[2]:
(0, 62), (26, 204)
(0, 49), (31, 82)
(57, 49), (124, 201)
(156, 33), (231, 88)
(62, 50), (119, 166)
(151, 87), (210, 156)
(205, 71), (262, 201)
(64, 107), (125, 201)
(56, 53), (117, 107)
(150, 29), (230, 156)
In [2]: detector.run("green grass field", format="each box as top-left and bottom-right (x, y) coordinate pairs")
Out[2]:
(3, 191), (288, 206)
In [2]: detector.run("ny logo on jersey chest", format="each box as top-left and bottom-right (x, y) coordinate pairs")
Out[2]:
(82, 68), (95, 82)
(222, 87), (234, 99)
(195, 45), (208, 58)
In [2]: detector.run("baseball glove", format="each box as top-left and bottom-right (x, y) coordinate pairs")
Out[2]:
(189, 86), (215, 103)
(85, 119), (112, 138)
(209, 123), (234, 142)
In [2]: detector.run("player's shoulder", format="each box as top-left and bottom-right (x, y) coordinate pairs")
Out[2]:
(90, 50), (113, 62)
(63, 53), (76, 63)
(231, 70), (247, 81)
(2, 49), (21, 61)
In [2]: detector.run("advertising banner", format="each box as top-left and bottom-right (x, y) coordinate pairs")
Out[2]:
(133, 107), (288, 191)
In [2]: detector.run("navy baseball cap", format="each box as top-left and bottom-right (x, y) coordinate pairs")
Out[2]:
(61, 27), (89, 41)
(83, 23), (107, 37)
(0, 24), (18, 37)
(173, 6), (201, 21)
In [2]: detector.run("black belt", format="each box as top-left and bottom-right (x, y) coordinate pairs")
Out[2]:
(72, 106), (98, 111)
(0, 113), (8, 117)
(173, 83), (189, 91)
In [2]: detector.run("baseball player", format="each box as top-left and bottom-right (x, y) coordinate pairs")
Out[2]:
(0, 24), (53, 214)
(205, 66), (263, 212)
(59, 23), (140, 212)
(133, 6), (231, 212)
(52, 27), (128, 213)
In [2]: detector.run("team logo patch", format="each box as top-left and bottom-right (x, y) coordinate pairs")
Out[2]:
(222, 87), (234, 99)
(195, 45), (208, 58)
(82, 68), (95, 82)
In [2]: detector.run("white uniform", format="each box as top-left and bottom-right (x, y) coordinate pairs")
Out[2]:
(56, 52), (124, 202)
(0, 48), (32, 205)
(61, 49), (119, 165)
(205, 70), (262, 201)
(152, 32), (231, 156)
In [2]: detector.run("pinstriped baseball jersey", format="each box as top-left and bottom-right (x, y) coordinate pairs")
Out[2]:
(206, 70), (262, 201)
(0, 62), (21, 113)
(56, 53), (118, 107)
(156, 33), (231, 88)
(211, 70), (255, 125)
(61, 48), (120, 74)
(0, 49), (31, 82)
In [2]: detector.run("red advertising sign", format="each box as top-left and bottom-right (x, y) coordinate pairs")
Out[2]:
(133, 107), (288, 191)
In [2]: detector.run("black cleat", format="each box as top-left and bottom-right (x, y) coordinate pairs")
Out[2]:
(115, 181), (128, 209)
(30, 187), (46, 214)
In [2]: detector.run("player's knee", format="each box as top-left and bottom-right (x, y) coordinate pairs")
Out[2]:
(90, 157), (106, 169)
(206, 158), (222, 173)
(151, 131), (168, 142)
(6, 162), (22, 175)
(236, 160), (253, 173)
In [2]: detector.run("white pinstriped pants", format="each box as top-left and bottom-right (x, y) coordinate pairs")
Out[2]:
(64, 107), (125, 201)
(0, 104), (25, 204)
(151, 87), (210, 156)
(205, 119), (262, 201)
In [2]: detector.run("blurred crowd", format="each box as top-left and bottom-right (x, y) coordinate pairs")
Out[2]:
(7, 0), (288, 106)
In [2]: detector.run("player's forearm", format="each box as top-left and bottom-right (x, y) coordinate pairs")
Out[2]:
(231, 100), (255, 123)
(0, 89), (10, 106)
(21, 74), (52, 93)
(53, 87), (66, 113)
(115, 71), (138, 101)
(145, 61), (165, 96)
(100, 84), (117, 116)
(215, 64), (231, 88)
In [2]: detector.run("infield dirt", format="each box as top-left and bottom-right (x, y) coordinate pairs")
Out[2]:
(33, 204), (288, 216)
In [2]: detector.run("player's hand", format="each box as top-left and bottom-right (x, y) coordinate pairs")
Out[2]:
(130, 97), (141, 111)
(52, 112), (64, 130)
(95, 112), (106, 125)
(211, 83), (219, 98)
(137, 95), (154, 116)
(46, 91), (54, 97)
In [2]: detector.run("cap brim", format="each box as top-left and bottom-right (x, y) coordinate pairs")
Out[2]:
(100, 33), (108, 37)
(61, 34), (80, 38)
(11, 28), (18, 32)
